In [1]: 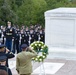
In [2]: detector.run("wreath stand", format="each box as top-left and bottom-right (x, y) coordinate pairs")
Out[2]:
(39, 62), (46, 75)
(30, 41), (48, 75)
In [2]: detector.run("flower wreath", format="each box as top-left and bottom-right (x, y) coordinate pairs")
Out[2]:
(30, 41), (48, 62)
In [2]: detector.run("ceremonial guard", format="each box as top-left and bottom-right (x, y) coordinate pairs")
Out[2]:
(0, 44), (15, 67)
(0, 55), (12, 75)
(12, 28), (20, 54)
(0, 28), (3, 44)
(34, 28), (39, 41)
(29, 29), (35, 44)
(25, 27), (30, 46)
(21, 29), (29, 46)
(39, 29), (45, 43)
(1, 26), (6, 44)
(4, 21), (15, 51)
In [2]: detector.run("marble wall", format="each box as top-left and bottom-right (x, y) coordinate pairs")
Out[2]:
(45, 8), (76, 48)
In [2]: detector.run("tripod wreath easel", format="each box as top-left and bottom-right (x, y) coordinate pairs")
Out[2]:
(30, 41), (48, 75)
(38, 61), (46, 75)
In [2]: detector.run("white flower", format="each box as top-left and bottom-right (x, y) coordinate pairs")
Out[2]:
(30, 41), (48, 62)
(35, 44), (37, 46)
(39, 44), (41, 46)
(30, 44), (33, 46)
(35, 58), (38, 61)
(33, 42), (36, 44)
(31, 47), (33, 49)
(43, 55), (46, 58)
(41, 42), (44, 44)
(39, 59), (42, 61)
(37, 56), (40, 58)
(37, 41), (39, 43)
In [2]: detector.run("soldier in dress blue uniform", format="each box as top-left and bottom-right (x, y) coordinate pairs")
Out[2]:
(20, 29), (29, 46)
(0, 28), (3, 44)
(1, 26), (6, 44)
(39, 29), (45, 43)
(4, 21), (15, 51)
(29, 29), (35, 44)
(0, 44), (15, 67)
(34, 28), (39, 41)
(20, 30), (25, 45)
(25, 27), (30, 46)
(12, 28), (20, 54)
(0, 54), (12, 75)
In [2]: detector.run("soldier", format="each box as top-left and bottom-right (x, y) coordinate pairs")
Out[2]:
(4, 21), (15, 51)
(0, 55), (12, 75)
(21, 29), (29, 46)
(0, 28), (3, 44)
(39, 29), (45, 43)
(25, 27), (30, 45)
(12, 28), (20, 54)
(21, 25), (25, 31)
(0, 44), (15, 67)
(29, 29), (35, 44)
(34, 28), (39, 41)
(2, 26), (6, 44)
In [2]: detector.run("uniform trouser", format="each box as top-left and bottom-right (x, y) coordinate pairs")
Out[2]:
(5, 39), (12, 51)
(13, 40), (20, 53)
(20, 73), (31, 75)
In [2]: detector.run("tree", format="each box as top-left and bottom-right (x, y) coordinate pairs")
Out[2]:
(0, 0), (18, 25)
(45, 0), (76, 10)
(16, 0), (47, 27)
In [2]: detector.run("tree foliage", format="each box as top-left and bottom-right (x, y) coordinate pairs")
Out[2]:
(16, 0), (47, 26)
(0, 0), (18, 25)
(0, 0), (76, 27)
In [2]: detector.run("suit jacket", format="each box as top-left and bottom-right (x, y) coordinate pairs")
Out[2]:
(16, 50), (37, 74)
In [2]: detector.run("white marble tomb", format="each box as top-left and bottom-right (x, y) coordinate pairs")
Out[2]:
(45, 7), (76, 48)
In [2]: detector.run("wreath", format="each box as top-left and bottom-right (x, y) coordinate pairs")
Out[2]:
(30, 41), (48, 62)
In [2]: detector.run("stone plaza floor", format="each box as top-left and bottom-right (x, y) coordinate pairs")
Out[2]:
(9, 47), (76, 75)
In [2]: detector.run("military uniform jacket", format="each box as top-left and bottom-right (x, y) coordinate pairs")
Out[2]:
(40, 33), (45, 43)
(0, 65), (12, 75)
(34, 32), (39, 41)
(0, 51), (15, 67)
(4, 27), (15, 39)
(16, 50), (37, 74)
(25, 31), (30, 41)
